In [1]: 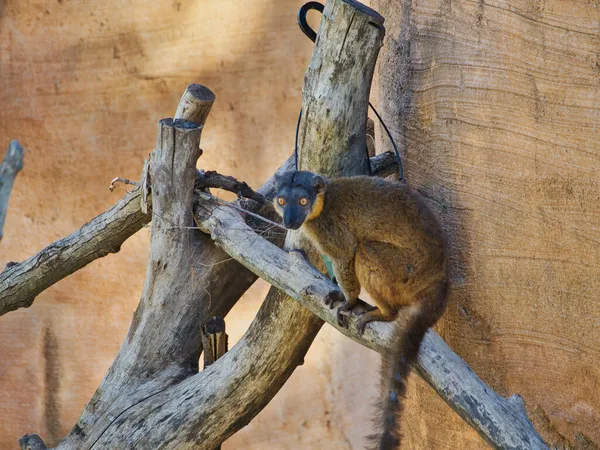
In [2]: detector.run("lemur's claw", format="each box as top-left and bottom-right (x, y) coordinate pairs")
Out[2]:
(336, 300), (359, 328)
(324, 290), (345, 309)
(356, 317), (368, 335)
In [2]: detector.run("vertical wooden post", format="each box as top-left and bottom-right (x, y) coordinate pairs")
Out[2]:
(200, 316), (228, 450)
(201, 316), (228, 369)
(297, 0), (384, 176)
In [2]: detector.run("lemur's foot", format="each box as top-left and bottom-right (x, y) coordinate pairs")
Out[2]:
(355, 304), (378, 316)
(355, 307), (392, 335)
(337, 298), (360, 328)
(324, 290), (345, 309)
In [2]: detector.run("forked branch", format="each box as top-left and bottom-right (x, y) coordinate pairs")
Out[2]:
(0, 152), (396, 318)
(193, 197), (549, 450)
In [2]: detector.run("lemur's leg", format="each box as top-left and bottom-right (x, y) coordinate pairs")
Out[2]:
(332, 258), (361, 327)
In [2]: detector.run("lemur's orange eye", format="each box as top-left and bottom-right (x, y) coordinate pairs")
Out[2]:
(277, 197), (286, 206)
(299, 197), (308, 206)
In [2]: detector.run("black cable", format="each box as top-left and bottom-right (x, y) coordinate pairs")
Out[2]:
(294, 109), (302, 171)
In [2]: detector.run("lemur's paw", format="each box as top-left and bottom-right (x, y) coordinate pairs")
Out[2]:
(324, 290), (345, 309)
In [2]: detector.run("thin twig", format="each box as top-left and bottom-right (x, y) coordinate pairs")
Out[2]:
(196, 170), (266, 204)
(197, 192), (286, 231)
(109, 177), (140, 192)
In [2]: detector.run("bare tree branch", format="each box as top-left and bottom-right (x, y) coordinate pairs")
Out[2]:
(0, 186), (151, 316)
(196, 170), (266, 203)
(0, 139), (25, 242)
(0, 151), (395, 318)
(192, 196), (549, 450)
(0, 84), (216, 318)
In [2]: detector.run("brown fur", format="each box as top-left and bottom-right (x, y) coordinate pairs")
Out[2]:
(278, 174), (448, 449)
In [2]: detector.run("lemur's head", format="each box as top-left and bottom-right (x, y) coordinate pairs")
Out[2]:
(273, 170), (327, 230)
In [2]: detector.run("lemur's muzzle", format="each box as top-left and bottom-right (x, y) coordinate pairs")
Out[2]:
(282, 208), (305, 230)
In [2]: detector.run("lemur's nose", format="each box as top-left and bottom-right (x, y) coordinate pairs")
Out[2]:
(283, 209), (303, 230)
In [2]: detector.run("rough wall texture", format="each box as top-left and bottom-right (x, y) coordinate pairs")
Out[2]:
(0, 0), (598, 449)
(373, 0), (600, 447)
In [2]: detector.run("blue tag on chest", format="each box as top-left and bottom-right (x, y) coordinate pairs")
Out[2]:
(321, 254), (337, 283)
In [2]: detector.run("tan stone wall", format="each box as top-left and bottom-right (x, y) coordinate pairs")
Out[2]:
(1, 0), (599, 449)
(373, 0), (600, 447)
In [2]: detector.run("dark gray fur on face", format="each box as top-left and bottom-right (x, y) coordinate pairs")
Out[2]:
(273, 171), (326, 230)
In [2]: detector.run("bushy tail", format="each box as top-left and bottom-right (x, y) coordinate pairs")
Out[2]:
(372, 283), (447, 450)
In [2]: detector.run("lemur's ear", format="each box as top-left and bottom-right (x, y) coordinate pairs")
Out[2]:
(312, 175), (325, 192)
(273, 172), (283, 189)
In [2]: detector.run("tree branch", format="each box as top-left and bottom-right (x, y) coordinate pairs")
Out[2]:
(0, 151), (395, 318)
(11, 0), (396, 444)
(0, 84), (214, 318)
(193, 196), (549, 450)
(196, 170), (266, 203)
(0, 139), (25, 242)
(0, 186), (151, 316)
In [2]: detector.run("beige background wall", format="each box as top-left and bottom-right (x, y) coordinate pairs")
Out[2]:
(0, 0), (598, 449)
(371, 0), (600, 447)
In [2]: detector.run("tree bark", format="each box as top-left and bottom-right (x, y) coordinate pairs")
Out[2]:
(0, 186), (151, 316)
(0, 139), (24, 242)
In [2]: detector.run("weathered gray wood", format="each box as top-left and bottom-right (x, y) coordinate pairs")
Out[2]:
(13, 153), (395, 449)
(193, 196), (549, 450)
(0, 149), (397, 319)
(53, 116), (214, 450)
(0, 139), (24, 242)
(13, 4), (393, 442)
(0, 84), (215, 318)
(81, 1), (385, 447)
(0, 186), (151, 317)
(74, 0), (383, 449)
(174, 84), (216, 127)
(201, 316), (228, 369)
(297, 0), (384, 175)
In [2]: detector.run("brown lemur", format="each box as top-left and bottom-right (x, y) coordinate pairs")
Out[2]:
(273, 171), (448, 450)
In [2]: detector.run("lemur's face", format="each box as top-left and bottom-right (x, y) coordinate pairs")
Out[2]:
(273, 171), (326, 230)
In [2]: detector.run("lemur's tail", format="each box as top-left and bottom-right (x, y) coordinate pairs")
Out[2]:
(371, 281), (448, 450)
